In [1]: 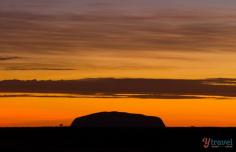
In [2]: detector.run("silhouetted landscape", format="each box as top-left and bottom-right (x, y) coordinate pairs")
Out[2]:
(71, 111), (165, 128)
(1, 0), (236, 151)
(0, 112), (235, 152)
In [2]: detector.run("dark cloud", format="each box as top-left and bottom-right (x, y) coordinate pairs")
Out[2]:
(0, 56), (21, 61)
(0, 78), (236, 99)
(4, 67), (76, 71)
(0, 93), (216, 99)
(0, 60), (77, 71)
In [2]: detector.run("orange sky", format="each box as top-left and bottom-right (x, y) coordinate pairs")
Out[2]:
(1, 51), (236, 80)
(0, 97), (236, 127)
(0, 0), (236, 127)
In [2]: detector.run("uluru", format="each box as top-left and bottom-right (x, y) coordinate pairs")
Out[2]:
(71, 111), (165, 128)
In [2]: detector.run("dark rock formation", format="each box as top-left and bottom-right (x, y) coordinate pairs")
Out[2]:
(71, 111), (165, 128)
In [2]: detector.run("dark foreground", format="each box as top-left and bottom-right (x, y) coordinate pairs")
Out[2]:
(0, 127), (235, 152)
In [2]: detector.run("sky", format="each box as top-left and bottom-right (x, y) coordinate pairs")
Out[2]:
(1, 0), (236, 80)
(1, 1), (236, 127)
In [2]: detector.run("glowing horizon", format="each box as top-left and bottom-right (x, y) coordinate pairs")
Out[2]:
(0, 97), (236, 127)
(1, 0), (236, 127)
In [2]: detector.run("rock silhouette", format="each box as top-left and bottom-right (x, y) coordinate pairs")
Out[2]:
(71, 111), (165, 128)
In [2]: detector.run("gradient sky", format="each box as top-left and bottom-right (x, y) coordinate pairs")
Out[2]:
(1, 0), (236, 79)
(1, 1), (236, 127)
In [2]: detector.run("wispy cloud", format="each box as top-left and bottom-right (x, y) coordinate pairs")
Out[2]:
(1, 10), (236, 54)
(4, 67), (76, 71)
(0, 56), (21, 61)
(1, 1), (236, 79)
